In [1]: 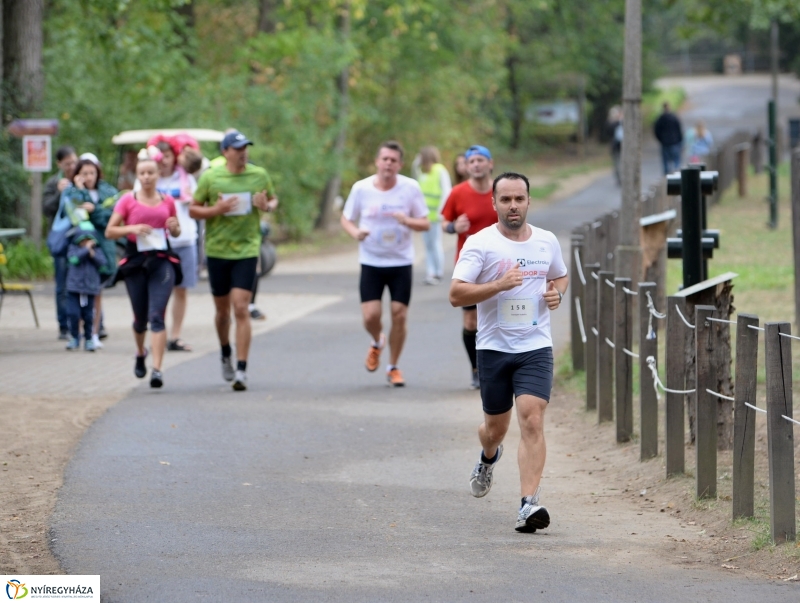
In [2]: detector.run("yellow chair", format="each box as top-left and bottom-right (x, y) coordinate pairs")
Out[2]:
(0, 243), (40, 327)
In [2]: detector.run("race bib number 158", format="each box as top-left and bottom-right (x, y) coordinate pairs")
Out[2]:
(498, 297), (538, 326)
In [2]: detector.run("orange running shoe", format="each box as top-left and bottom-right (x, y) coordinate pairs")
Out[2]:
(365, 334), (385, 372)
(387, 367), (405, 387)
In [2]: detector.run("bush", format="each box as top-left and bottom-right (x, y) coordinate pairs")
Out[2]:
(0, 239), (54, 280)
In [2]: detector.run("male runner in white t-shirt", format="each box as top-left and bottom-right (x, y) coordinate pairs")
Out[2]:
(341, 141), (430, 387)
(449, 171), (568, 532)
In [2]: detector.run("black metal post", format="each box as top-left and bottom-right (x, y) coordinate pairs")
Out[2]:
(768, 100), (778, 229)
(680, 167), (703, 288)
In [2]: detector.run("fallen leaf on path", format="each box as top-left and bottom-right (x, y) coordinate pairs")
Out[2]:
(159, 461), (170, 465)
(721, 564), (738, 570)
(242, 483), (251, 486)
(783, 575), (798, 582)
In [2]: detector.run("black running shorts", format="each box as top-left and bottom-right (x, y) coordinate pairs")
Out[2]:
(477, 347), (554, 415)
(359, 264), (413, 306)
(207, 256), (258, 297)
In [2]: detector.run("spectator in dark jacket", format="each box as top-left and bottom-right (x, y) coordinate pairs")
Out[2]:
(654, 102), (683, 175)
(65, 224), (107, 352)
(44, 146), (79, 340)
(43, 146), (78, 225)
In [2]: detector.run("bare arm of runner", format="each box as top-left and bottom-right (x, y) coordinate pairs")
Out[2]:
(340, 214), (370, 241)
(105, 212), (153, 240)
(542, 276), (569, 310)
(442, 213), (470, 234)
(189, 193), (238, 219)
(449, 262), (523, 308)
(391, 211), (430, 232)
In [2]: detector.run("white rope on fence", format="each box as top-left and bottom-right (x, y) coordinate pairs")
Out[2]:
(574, 248), (586, 286)
(605, 337), (615, 348)
(778, 332), (800, 342)
(705, 388), (735, 401)
(674, 305), (695, 329)
(591, 327), (599, 336)
(706, 317), (736, 325)
(622, 347), (639, 358)
(745, 402), (766, 414)
(575, 296), (587, 344)
(591, 271), (599, 280)
(645, 356), (696, 401)
(783, 415), (800, 426)
(622, 286), (638, 296)
(747, 325), (765, 332)
(645, 291), (666, 319)
(605, 278), (615, 288)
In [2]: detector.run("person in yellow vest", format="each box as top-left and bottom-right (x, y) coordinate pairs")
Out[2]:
(412, 146), (452, 285)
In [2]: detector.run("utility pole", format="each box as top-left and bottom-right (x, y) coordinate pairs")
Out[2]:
(768, 19), (779, 229)
(616, 0), (643, 285)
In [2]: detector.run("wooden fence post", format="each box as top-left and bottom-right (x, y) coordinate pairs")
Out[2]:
(764, 322), (797, 544)
(615, 277), (633, 442)
(639, 282), (658, 460)
(665, 295), (686, 476)
(695, 305), (718, 499)
(736, 144), (749, 198)
(791, 148), (800, 330)
(597, 270), (615, 423)
(732, 313), (759, 520)
(584, 263), (601, 411)
(570, 236), (585, 371)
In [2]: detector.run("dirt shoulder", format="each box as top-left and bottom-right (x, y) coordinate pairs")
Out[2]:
(548, 367), (800, 582)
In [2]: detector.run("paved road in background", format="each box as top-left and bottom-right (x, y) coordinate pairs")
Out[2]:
(50, 76), (800, 602)
(534, 74), (800, 235)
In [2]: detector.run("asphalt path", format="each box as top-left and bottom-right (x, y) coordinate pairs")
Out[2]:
(50, 76), (800, 602)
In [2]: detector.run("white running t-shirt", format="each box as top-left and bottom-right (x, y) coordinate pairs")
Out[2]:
(452, 224), (567, 354)
(343, 174), (428, 267)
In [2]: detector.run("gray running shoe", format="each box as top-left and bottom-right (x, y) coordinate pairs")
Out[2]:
(470, 370), (480, 390)
(469, 445), (503, 498)
(232, 369), (247, 391)
(221, 356), (235, 382)
(150, 369), (163, 389)
(515, 487), (550, 533)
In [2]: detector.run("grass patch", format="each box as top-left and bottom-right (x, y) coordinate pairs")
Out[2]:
(643, 86), (687, 127)
(530, 183), (559, 199)
(666, 161), (800, 383)
(555, 348), (585, 395)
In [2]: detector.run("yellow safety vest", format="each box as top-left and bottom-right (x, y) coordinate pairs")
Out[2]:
(418, 163), (446, 222)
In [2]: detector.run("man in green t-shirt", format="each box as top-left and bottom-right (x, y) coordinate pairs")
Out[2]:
(190, 130), (278, 391)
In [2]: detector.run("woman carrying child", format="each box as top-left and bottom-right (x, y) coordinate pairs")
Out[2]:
(59, 156), (119, 348)
(106, 148), (181, 388)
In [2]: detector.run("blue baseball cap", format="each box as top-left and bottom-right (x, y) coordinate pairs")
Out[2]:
(465, 145), (492, 160)
(220, 131), (253, 151)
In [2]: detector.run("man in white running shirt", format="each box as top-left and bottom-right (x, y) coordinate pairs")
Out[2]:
(449, 171), (568, 533)
(341, 141), (430, 387)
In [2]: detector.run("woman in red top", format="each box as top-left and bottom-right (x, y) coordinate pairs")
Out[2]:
(441, 145), (497, 390)
(106, 148), (180, 388)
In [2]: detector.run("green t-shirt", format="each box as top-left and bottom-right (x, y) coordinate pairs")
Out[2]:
(194, 164), (276, 260)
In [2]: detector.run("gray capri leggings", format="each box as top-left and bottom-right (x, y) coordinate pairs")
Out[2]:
(124, 257), (175, 333)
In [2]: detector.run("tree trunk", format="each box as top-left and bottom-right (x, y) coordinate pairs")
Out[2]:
(316, 1), (350, 230)
(258, 0), (279, 34)
(0, 0), (4, 123)
(3, 0), (43, 117)
(506, 53), (521, 150)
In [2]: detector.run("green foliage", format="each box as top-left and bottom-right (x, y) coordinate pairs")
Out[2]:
(33, 0), (666, 237)
(0, 135), (30, 229)
(0, 239), (54, 280)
